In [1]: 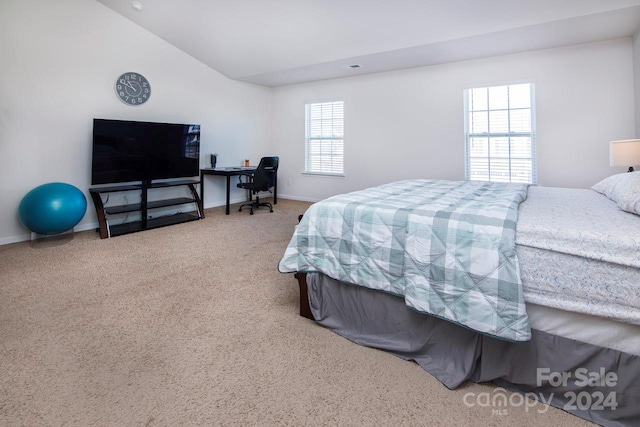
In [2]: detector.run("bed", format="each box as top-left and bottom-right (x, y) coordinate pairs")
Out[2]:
(279, 176), (640, 427)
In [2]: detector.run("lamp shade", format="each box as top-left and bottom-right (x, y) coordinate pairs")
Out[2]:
(610, 139), (640, 167)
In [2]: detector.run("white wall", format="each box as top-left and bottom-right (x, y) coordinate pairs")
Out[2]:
(0, 0), (272, 244)
(1, 2), (637, 245)
(272, 39), (637, 202)
(634, 28), (640, 137)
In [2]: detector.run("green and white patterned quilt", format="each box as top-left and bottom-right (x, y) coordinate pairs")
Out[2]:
(279, 179), (531, 341)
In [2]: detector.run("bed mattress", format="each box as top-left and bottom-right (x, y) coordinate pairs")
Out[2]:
(527, 303), (640, 356)
(516, 186), (640, 325)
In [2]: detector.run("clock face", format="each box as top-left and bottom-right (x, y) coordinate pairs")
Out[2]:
(115, 72), (151, 106)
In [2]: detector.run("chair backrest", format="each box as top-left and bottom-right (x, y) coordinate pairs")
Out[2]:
(252, 156), (279, 191)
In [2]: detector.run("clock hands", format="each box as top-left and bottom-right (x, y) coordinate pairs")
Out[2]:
(122, 79), (138, 93)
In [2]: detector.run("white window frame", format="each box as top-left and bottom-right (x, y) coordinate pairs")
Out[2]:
(464, 82), (537, 184)
(304, 99), (344, 176)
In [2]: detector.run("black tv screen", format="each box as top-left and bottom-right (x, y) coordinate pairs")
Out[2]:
(92, 119), (200, 185)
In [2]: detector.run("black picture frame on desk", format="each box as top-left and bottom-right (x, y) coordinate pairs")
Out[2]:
(200, 167), (277, 215)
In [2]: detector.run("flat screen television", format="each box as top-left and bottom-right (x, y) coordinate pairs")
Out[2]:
(91, 118), (200, 185)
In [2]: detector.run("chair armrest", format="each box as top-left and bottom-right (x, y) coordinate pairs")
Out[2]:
(237, 174), (251, 184)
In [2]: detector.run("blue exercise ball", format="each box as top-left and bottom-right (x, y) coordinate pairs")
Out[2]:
(18, 183), (87, 235)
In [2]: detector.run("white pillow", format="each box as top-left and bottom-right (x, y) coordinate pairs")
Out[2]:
(591, 171), (640, 215)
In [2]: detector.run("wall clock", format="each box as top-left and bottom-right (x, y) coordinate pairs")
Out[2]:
(115, 72), (151, 106)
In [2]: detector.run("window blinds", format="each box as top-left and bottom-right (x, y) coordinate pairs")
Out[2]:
(305, 101), (344, 174)
(464, 83), (536, 184)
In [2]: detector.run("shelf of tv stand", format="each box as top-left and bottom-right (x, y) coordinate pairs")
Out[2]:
(104, 197), (199, 215)
(89, 179), (204, 239)
(93, 179), (201, 193)
(107, 212), (201, 237)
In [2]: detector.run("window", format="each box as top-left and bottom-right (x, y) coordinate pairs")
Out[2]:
(464, 83), (536, 184)
(305, 100), (344, 174)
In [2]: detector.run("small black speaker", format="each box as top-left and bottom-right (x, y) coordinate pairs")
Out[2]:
(210, 154), (217, 168)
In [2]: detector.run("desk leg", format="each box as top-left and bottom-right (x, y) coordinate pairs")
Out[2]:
(225, 175), (231, 215)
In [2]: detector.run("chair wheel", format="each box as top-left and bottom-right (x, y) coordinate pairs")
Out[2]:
(250, 211), (254, 215)
(269, 209), (273, 213)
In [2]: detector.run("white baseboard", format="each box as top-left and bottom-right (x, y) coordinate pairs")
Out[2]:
(0, 235), (32, 245)
(274, 194), (321, 203)
(0, 222), (100, 246)
(203, 196), (249, 210)
(1, 195), (318, 246)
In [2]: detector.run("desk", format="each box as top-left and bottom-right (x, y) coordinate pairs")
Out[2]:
(200, 167), (278, 215)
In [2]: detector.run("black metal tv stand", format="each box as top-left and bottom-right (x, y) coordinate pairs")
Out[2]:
(89, 179), (204, 239)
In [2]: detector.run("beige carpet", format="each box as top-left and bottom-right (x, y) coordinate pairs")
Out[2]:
(0, 199), (592, 426)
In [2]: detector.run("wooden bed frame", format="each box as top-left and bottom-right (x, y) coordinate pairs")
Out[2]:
(294, 273), (313, 319)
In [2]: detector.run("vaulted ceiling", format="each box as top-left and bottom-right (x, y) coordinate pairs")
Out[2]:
(96, 0), (640, 87)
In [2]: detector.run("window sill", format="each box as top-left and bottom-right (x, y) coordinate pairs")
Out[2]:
(302, 171), (345, 178)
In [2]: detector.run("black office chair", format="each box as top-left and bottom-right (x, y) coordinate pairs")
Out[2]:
(237, 156), (279, 215)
